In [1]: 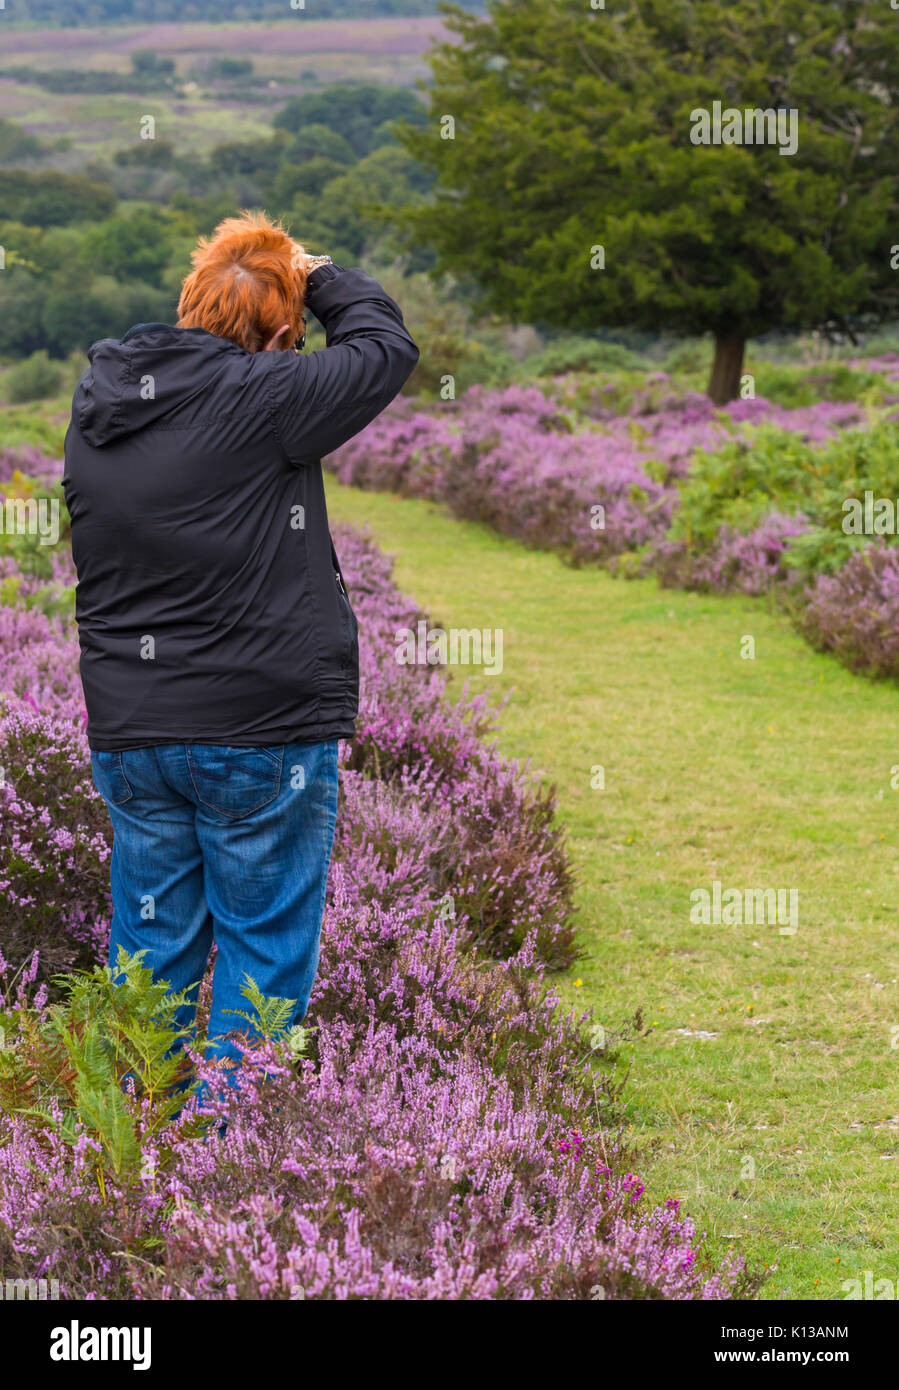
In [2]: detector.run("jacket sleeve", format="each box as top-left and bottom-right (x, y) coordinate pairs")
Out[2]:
(267, 264), (419, 465)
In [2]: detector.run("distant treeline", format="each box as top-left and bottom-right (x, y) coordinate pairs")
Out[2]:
(2, 67), (180, 94)
(3, 51), (260, 94)
(0, 83), (434, 359)
(7, 0), (450, 23)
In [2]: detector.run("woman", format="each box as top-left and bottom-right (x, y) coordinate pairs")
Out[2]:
(63, 210), (419, 1092)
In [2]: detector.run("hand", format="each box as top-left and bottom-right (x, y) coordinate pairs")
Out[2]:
(290, 241), (331, 275)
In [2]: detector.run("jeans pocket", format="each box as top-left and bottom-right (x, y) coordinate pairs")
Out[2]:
(91, 750), (133, 806)
(187, 745), (284, 821)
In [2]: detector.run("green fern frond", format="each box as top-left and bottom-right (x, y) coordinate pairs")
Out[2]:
(76, 1081), (141, 1177)
(222, 975), (297, 1040)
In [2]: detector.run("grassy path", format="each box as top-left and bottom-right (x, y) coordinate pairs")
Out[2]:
(327, 478), (899, 1300)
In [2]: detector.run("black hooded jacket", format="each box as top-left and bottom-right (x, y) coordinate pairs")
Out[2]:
(63, 263), (418, 751)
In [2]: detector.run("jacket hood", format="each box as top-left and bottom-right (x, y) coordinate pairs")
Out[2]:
(75, 323), (246, 447)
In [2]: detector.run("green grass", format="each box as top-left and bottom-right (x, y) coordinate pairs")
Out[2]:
(325, 477), (899, 1301)
(0, 397), (70, 454)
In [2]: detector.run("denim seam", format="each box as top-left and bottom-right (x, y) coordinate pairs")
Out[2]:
(310, 760), (340, 1004)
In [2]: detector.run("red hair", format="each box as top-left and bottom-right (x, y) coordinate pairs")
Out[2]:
(176, 209), (307, 353)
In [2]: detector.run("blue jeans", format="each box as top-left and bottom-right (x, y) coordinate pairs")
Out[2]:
(90, 740), (339, 1081)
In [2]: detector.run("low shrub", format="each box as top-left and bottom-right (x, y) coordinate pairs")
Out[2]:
(4, 350), (65, 405)
(525, 337), (646, 377)
(798, 543), (899, 679)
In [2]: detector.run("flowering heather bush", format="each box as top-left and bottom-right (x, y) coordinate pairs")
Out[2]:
(0, 547), (78, 626)
(0, 480), (747, 1299)
(723, 395), (866, 440)
(655, 513), (811, 596)
(0, 706), (111, 980)
(850, 352), (899, 382)
(327, 384), (866, 571)
(0, 447), (64, 485)
(322, 526), (577, 966)
(327, 383), (899, 678)
(0, 1016), (743, 1301)
(328, 385), (677, 564)
(798, 543), (899, 678)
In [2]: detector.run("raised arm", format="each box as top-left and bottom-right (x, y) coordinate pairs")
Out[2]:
(267, 263), (419, 465)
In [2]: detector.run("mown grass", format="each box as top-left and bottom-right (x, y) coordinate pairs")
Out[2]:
(325, 476), (899, 1301)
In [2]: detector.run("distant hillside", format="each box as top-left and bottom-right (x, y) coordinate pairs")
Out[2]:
(7, 0), (454, 22)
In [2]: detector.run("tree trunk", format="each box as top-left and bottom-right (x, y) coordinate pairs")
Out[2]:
(707, 333), (747, 405)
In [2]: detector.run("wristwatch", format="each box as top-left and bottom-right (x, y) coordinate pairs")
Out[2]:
(305, 254), (332, 273)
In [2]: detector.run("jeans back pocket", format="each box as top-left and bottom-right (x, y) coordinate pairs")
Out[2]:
(91, 750), (133, 806)
(187, 745), (284, 821)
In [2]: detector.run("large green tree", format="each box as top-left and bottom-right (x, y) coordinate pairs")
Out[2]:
(400, 0), (899, 402)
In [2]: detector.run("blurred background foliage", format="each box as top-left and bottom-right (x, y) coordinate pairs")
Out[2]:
(3, 2), (899, 410)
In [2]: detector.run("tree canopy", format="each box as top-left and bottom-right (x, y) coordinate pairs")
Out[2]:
(399, 0), (899, 401)
(275, 84), (428, 160)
